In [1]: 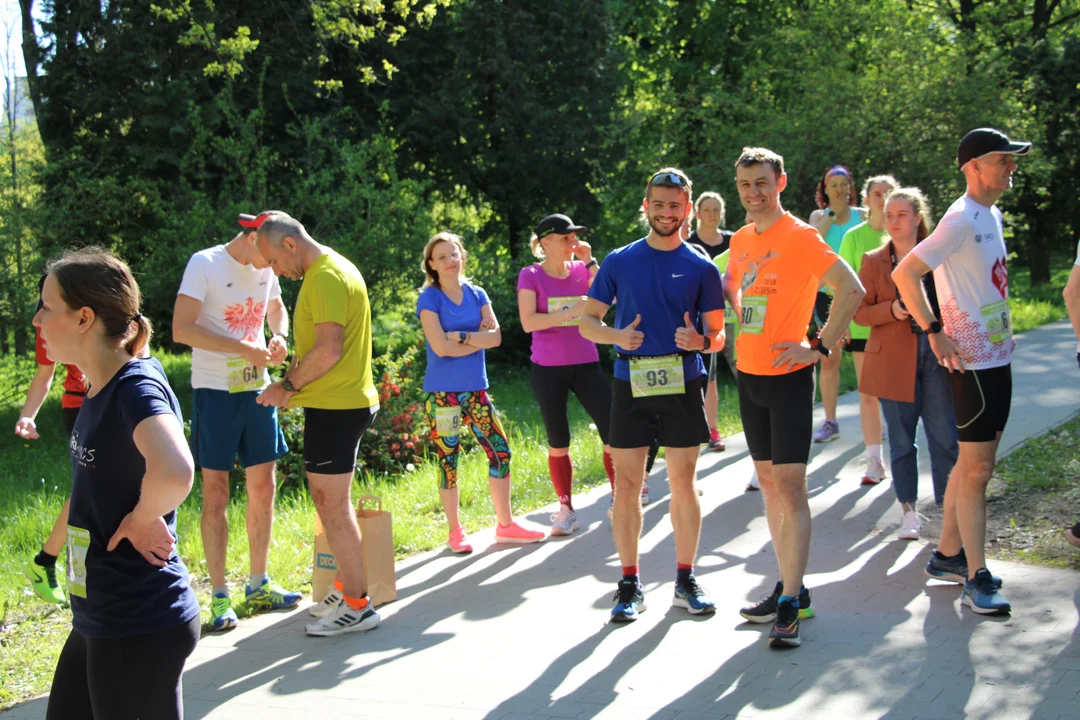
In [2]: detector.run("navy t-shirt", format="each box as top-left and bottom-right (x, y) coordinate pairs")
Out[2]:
(588, 238), (725, 382)
(67, 358), (200, 638)
(417, 283), (491, 392)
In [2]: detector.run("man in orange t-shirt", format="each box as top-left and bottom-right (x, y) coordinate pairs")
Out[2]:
(16, 277), (89, 604)
(723, 147), (864, 649)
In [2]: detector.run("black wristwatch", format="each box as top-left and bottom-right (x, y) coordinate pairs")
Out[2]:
(825, 209), (836, 218)
(282, 376), (297, 392)
(925, 320), (942, 335)
(585, 259), (599, 269)
(457, 331), (468, 344)
(702, 335), (711, 352)
(810, 337), (831, 358)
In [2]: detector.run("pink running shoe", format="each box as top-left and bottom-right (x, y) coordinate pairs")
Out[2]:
(448, 525), (473, 554)
(495, 521), (546, 544)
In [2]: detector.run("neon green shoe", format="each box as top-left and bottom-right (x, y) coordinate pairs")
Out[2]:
(210, 593), (238, 631)
(24, 557), (65, 605)
(245, 578), (302, 611)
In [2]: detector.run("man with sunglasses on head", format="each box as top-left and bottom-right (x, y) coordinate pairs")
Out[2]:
(725, 147), (864, 648)
(580, 168), (726, 623)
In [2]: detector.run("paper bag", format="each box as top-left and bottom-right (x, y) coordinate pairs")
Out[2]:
(311, 495), (397, 607)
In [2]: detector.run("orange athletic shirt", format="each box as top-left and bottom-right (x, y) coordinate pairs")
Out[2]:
(726, 212), (839, 376)
(34, 327), (87, 409)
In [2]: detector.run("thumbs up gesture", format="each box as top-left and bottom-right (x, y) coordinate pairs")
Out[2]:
(675, 311), (703, 351)
(620, 314), (645, 350)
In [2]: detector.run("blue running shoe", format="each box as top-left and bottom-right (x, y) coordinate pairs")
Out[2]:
(925, 549), (1002, 587)
(673, 575), (716, 615)
(962, 569), (1011, 615)
(245, 577), (302, 610)
(611, 579), (646, 623)
(210, 593), (238, 631)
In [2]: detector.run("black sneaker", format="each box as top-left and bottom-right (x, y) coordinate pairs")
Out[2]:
(610, 579), (646, 623)
(769, 598), (801, 648)
(924, 549), (1003, 587)
(739, 581), (814, 623)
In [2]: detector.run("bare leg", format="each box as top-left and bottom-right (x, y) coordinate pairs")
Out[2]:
(488, 476), (513, 526)
(820, 350), (842, 421)
(754, 460), (785, 577)
(200, 469), (231, 590)
(611, 447), (648, 567)
(439, 486), (462, 531)
(852, 353), (883, 448)
(308, 471), (366, 598)
(705, 380), (718, 432)
(952, 436), (1001, 577)
(244, 461), (276, 578)
(665, 446), (702, 566)
(42, 498), (71, 557)
(761, 461), (811, 596)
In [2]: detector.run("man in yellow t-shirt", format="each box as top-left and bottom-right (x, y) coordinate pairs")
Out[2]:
(250, 210), (381, 638)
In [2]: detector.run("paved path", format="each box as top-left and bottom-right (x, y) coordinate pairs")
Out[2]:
(6, 322), (1080, 720)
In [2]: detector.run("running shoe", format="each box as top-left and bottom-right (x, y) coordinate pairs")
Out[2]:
(23, 557), (65, 605)
(707, 428), (726, 452)
(640, 480), (650, 506)
(305, 599), (380, 637)
(309, 586), (344, 618)
(860, 457), (887, 485)
(769, 598), (801, 648)
(739, 581), (814, 623)
(961, 569), (1011, 615)
(610, 578), (646, 623)
(746, 471), (760, 492)
(812, 419), (840, 443)
(245, 578), (302, 611)
(673, 575), (716, 615)
(898, 510), (928, 540)
(549, 504), (579, 537)
(210, 593), (238, 631)
(494, 521), (545, 544)
(448, 525), (473, 554)
(1066, 527), (1080, 548)
(924, 549), (1003, 587)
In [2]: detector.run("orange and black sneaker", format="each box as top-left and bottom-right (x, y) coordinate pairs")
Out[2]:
(768, 598), (801, 648)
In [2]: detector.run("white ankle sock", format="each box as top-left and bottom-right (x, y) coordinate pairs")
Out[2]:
(867, 444), (882, 461)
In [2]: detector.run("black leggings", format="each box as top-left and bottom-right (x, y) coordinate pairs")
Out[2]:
(529, 361), (612, 448)
(47, 615), (200, 720)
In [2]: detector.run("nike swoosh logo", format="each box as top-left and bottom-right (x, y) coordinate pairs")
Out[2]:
(672, 274), (685, 278)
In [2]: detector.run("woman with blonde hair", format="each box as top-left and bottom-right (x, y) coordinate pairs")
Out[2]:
(517, 214), (616, 535)
(40, 248), (200, 720)
(418, 232), (545, 553)
(854, 188), (958, 540)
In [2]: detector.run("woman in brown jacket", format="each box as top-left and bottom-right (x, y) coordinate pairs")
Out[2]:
(854, 188), (958, 541)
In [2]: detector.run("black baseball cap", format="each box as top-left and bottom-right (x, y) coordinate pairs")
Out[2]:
(957, 128), (1031, 170)
(535, 214), (587, 239)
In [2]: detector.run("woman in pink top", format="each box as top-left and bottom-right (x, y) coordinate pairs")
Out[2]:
(517, 214), (615, 536)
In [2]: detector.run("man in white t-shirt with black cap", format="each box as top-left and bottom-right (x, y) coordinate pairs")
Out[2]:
(894, 127), (1031, 615)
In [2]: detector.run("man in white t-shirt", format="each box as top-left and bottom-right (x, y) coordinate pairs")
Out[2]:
(894, 127), (1031, 616)
(173, 214), (299, 631)
(1061, 240), (1080, 549)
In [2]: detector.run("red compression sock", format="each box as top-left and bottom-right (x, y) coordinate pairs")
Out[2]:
(549, 454), (573, 509)
(603, 451), (615, 492)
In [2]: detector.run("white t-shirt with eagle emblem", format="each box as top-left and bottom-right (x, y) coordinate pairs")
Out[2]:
(178, 245), (281, 391)
(911, 195), (1012, 370)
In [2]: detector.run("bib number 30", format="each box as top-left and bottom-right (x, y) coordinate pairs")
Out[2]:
(740, 295), (768, 335)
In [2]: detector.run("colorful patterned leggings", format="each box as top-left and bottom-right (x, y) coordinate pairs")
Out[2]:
(425, 390), (512, 489)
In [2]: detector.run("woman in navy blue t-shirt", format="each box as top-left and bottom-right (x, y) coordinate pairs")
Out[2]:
(38, 248), (200, 720)
(417, 232), (545, 553)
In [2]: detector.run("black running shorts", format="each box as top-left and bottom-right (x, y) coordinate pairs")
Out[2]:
(303, 406), (378, 474)
(949, 364), (1011, 443)
(609, 376), (709, 449)
(738, 366), (815, 465)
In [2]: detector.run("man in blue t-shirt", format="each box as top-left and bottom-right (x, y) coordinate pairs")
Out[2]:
(580, 167), (726, 623)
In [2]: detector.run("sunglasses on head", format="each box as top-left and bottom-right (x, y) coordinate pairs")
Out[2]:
(648, 172), (688, 187)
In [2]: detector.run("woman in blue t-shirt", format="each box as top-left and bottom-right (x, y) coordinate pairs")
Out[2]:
(417, 232), (545, 553)
(37, 248), (200, 720)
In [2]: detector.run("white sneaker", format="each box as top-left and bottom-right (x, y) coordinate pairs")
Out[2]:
(860, 457), (887, 485)
(745, 471), (760, 492)
(305, 599), (380, 636)
(309, 586), (344, 617)
(898, 510), (927, 540)
(640, 480), (650, 506)
(549, 504), (579, 536)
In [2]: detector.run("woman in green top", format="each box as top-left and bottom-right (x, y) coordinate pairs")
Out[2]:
(839, 174), (900, 485)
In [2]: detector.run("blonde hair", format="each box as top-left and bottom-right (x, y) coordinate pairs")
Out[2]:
(529, 233), (545, 259)
(421, 232), (471, 289)
(694, 191), (726, 229)
(862, 174), (900, 202)
(885, 187), (935, 242)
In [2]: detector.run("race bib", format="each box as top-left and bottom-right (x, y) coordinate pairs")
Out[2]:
(67, 525), (90, 599)
(547, 296), (580, 327)
(740, 295), (768, 335)
(982, 299), (1012, 344)
(226, 356), (263, 394)
(629, 355), (685, 398)
(435, 405), (462, 438)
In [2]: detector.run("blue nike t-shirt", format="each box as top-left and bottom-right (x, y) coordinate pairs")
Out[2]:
(67, 357), (200, 638)
(589, 238), (725, 382)
(418, 283), (491, 392)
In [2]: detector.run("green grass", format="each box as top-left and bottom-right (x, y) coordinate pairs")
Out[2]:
(1008, 260), (1071, 333)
